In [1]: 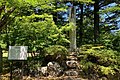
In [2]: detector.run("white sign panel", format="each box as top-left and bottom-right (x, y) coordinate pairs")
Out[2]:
(8, 46), (28, 60)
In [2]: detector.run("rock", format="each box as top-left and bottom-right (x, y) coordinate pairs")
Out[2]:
(30, 69), (39, 77)
(66, 60), (78, 68)
(68, 52), (77, 56)
(67, 56), (78, 60)
(40, 66), (48, 76)
(43, 54), (66, 66)
(47, 62), (63, 77)
(64, 76), (76, 80)
(47, 62), (54, 66)
(101, 77), (108, 80)
(64, 77), (83, 80)
(64, 69), (79, 76)
(40, 62), (63, 77)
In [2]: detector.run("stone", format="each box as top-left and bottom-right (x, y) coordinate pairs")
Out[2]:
(67, 56), (78, 60)
(64, 77), (83, 80)
(47, 62), (63, 77)
(64, 76), (75, 80)
(43, 54), (66, 64)
(66, 60), (78, 68)
(64, 69), (79, 76)
(68, 52), (77, 56)
(30, 69), (39, 77)
(40, 66), (48, 76)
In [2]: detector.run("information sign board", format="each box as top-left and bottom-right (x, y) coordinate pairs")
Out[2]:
(8, 46), (28, 60)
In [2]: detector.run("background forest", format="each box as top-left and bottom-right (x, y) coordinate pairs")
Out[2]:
(0, 0), (120, 80)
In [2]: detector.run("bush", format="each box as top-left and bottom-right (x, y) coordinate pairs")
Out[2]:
(78, 44), (120, 79)
(42, 45), (68, 66)
(44, 45), (68, 56)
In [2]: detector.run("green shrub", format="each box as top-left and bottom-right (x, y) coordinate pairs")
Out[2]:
(44, 45), (68, 56)
(79, 44), (120, 78)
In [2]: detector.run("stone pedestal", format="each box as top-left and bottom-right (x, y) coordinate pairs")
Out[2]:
(66, 60), (78, 69)
(67, 56), (78, 60)
(64, 52), (79, 76)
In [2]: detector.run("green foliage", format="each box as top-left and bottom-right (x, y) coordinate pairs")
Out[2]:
(60, 0), (94, 4)
(0, 0), (120, 79)
(2, 13), (69, 52)
(0, 0), (70, 57)
(0, 33), (6, 49)
(79, 44), (120, 77)
(100, 66), (115, 75)
(100, 5), (120, 14)
(77, 0), (94, 4)
(99, 30), (120, 52)
(44, 45), (68, 56)
(112, 30), (120, 52)
(100, 32), (113, 48)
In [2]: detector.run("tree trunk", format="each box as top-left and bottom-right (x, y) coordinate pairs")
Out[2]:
(69, 6), (76, 51)
(0, 46), (2, 73)
(79, 4), (83, 46)
(0, 7), (15, 30)
(53, 0), (58, 25)
(94, 0), (99, 43)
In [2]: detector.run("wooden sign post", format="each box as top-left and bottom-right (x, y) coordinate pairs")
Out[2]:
(8, 46), (28, 80)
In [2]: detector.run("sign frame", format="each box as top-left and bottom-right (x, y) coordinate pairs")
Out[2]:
(8, 46), (28, 61)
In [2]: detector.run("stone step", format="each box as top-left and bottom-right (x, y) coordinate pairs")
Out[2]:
(66, 56), (78, 60)
(40, 76), (87, 80)
(66, 60), (79, 68)
(63, 76), (88, 80)
(64, 69), (79, 76)
(68, 52), (77, 56)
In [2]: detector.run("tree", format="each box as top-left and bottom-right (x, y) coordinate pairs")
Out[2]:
(0, 1), (15, 30)
(94, 0), (99, 43)
(0, 0), (70, 54)
(77, 4), (83, 46)
(0, 45), (2, 73)
(112, 30), (120, 51)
